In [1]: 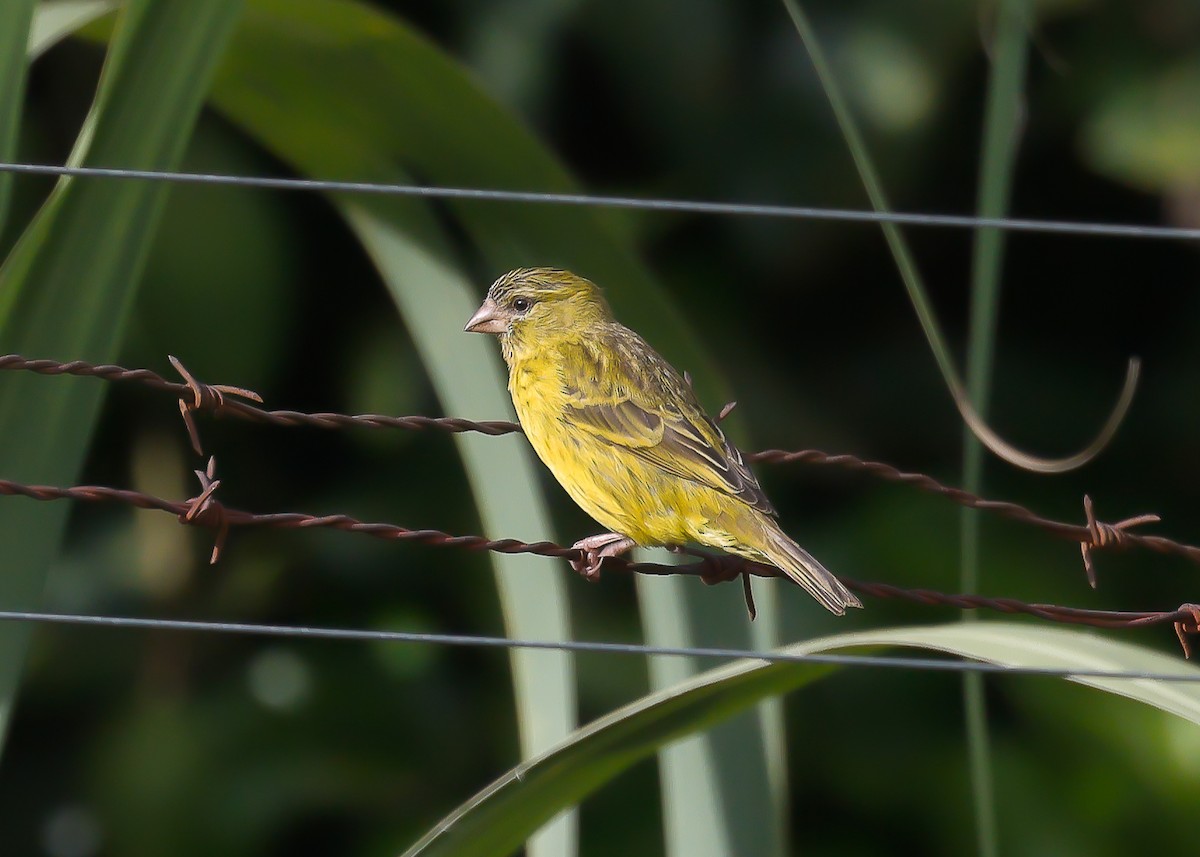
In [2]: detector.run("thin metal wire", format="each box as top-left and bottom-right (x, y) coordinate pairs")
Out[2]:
(4, 609), (1198, 682)
(3, 160), (1200, 241)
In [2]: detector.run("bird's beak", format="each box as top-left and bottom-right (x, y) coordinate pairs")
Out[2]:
(464, 297), (508, 335)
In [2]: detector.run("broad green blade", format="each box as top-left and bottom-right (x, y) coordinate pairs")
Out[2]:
(27, 0), (112, 61)
(198, 1), (786, 852)
(0, 0), (35, 233)
(960, 5), (1030, 856)
(0, 0), (244, 749)
(638, 557), (786, 857)
(402, 623), (1200, 857)
(343, 201), (578, 857)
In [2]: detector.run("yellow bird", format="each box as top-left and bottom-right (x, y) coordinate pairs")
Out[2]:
(465, 268), (861, 615)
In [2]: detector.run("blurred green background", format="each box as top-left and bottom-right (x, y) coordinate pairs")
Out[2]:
(1, 0), (1199, 855)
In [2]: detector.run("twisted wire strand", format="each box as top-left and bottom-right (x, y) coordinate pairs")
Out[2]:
(1, 353), (1192, 570)
(752, 449), (1200, 565)
(0, 472), (1195, 652)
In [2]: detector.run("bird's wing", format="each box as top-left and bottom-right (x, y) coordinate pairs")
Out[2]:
(558, 334), (776, 516)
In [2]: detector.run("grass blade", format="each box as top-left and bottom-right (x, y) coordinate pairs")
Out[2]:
(960, 5), (1031, 856)
(779, 0), (958, 392)
(401, 622), (1200, 857)
(343, 200), (578, 857)
(58, 13), (584, 853)
(639, 563), (785, 857)
(0, 0), (243, 748)
(779, 0), (1135, 474)
(0, 0), (35, 233)
(27, 1), (113, 61)
(200, 2), (786, 852)
(187, 6), (581, 851)
(60, 1), (795, 848)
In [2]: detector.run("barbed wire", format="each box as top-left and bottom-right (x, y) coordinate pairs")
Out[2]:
(3, 353), (1194, 577)
(750, 449), (1199, 571)
(0, 458), (1197, 655)
(3, 608), (1199, 683)
(2, 353), (1198, 655)
(0, 354), (518, 456)
(3, 160), (1200, 241)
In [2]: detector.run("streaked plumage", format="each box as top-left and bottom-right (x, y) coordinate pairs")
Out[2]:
(465, 267), (861, 615)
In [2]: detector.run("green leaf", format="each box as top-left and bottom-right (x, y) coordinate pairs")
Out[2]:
(342, 201), (579, 857)
(960, 5), (1030, 855)
(402, 623), (1200, 857)
(0, 0), (35, 232)
(0, 0), (244, 748)
(58, 1), (793, 849)
(637, 558), (786, 857)
(779, 0), (963, 414)
(198, 2), (787, 854)
(27, 0), (113, 61)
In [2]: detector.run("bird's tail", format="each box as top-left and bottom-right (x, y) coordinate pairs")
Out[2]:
(756, 521), (861, 615)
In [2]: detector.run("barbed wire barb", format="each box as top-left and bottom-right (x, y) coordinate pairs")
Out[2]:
(747, 447), (1200, 574)
(169, 355), (262, 456)
(1175, 605), (1200, 658)
(1080, 494), (1162, 588)
(182, 456), (229, 563)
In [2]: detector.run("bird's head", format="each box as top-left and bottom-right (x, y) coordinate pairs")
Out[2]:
(465, 268), (613, 360)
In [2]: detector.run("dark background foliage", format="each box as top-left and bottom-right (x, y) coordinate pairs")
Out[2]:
(1, 1), (1198, 855)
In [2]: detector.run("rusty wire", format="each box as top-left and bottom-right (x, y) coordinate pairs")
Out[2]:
(2, 353), (1199, 653)
(749, 449), (1198, 567)
(0, 461), (1196, 655)
(0, 355), (519, 456)
(2, 352), (1196, 576)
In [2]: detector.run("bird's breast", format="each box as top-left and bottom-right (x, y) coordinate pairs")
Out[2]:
(506, 353), (713, 546)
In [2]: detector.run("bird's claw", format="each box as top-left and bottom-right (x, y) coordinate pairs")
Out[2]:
(570, 549), (605, 581)
(570, 533), (635, 581)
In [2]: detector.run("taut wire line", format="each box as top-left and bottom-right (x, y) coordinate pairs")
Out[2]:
(1, 160), (1199, 240)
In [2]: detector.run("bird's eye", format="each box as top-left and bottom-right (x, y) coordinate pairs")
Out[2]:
(513, 297), (532, 313)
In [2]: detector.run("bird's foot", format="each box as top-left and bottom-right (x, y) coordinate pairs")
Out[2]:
(570, 533), (636, 581)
